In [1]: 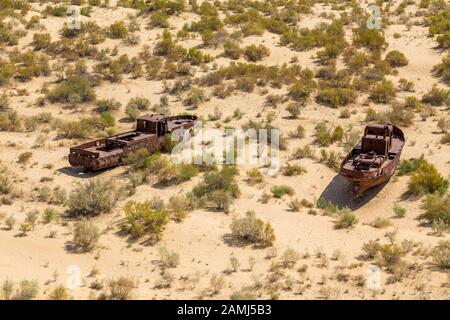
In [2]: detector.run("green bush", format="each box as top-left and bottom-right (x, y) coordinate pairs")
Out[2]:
(95, 98), (121, 112)
(72, 220), (100, 252)
(421, 86), (449, 106)
(108, 21), (129, 39)
(406, 162), (448, 196)
(431, 240), (449, 269)
(353, 27), (387, 50)
(369, 79), (396, 103)
(283, 164), (307, 176)
(432, 55), (450, 85)
(243, 44), (270, 62)
(385, 50), (408, 67)
(315, 88), (356, 108)
(108, 276), (135, 300)
(47, 76), (96, 103)
(223, 40), (241, 60)
(271, 185), (294, 198)
(32, 33), (51, 50)
(292, 145), (315, 159)
(230, 210), (275, 247)
(334, 211), (358, 229)
(379, 244), (404, 267)
(121, 200), (169, 241)
(67, 179), (121, 217)
(398, 156), (427, 176)
(419, 194), (450, 226)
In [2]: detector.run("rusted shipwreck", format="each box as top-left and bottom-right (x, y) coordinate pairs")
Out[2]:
(69, 114), (197, 171)
(339, 124), (405, 196)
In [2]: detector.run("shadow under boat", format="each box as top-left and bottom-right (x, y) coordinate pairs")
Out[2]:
(319, 175), (388, 211)
(57, 166), (109, 179)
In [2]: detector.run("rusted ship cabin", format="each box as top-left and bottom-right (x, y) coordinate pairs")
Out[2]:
(69, 114), (197, 171)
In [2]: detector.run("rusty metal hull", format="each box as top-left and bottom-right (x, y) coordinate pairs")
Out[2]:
(69, 114), (197, 171)
(339, 124), (405, 196)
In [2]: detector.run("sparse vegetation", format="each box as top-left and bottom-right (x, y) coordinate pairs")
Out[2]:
(72, 220), (100, 252)
(230, 211), (275, 247)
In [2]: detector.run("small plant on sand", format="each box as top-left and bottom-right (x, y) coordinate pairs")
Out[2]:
(1, 279), (14, 300)
(421, 86), (449, 106)
(378, 244), (404, 267)
(108, 276), (135, 300)
(362, 240), (382, 259)
(121, 201), (169, 241)
(393, 205), (406, 218)
(281, 248), (300, 269)
(72, 220), (100, 252)
(334, 211), (358, 229)
(230, 210), (275, 247)
(5, 215), (15, 230)
(67, 179), (121, 217)
(398, 156), (426, 176)
(369, 79), (396, 103)
(243, 44), (270, 62)
(419, 194), (450, 226)
(292, 145), (315, 159)
(158, 246), (180, 270)
(13, 280), (39, 300)
(385, 50), (408, 67)
(431, 240), (449, 269)
(406, 162), (448, 196)
(246, 168), (264, 185)
(271, 185), (294, 198)
(47, 76), (96, 104)
(210, 274), (225, 295)
(42, 208), (58, 224)
(48, 285), (71, 300)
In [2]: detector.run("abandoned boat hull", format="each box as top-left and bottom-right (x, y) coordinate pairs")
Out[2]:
(339, 124), (405, 196)
(69, 114), (197, 171)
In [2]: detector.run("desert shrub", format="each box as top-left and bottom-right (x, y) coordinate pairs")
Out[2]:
(1, 279), (14, 300)
(406, 162), (448, 196)
(243, 44), (270, 62)
(271, 185), (294, 198)
(5, 215), (15, 230)
(288, 80), (314, 102)
(108, 21), (128, 39)
(230, 290), (256, 300)
(379, 244), (404, 267)
(230, 210), (275, 247)
(442, 133), (450, 144)
(95, 98), (121, 112)
(288, 198), (302, 212)
(315, 88), (356, 108)
(25, 210), (38, 230)
(385, 50), (408, 67)
(17, 152), (32, 164)
(353, 27), (387, 50)
(32, 33), (51, 50)
(288, 125), (305, 139)
(421, 86), (449, 106)
(19, 223), (31, 236)
(362, 240), (382, 259)
(314, 122), (342, 146)
(150, 11), (169, 28)
(393, 205), (406, 218)
(319, 149), (341, 171)
(192, 166), (240, 211)
(121, 200), (169, 241)
(47, 76), (96, 103)
(431, 240), (449, 269)
(246, 168), (264, 185)
(67, 179), (121, 217)
(437, 117), (450, 133)
(13, 280), (39, 300)
(334, 211), (358, 229)
(42, 208), (58, 224)
(419, 194), (450, 226)
(432, 55), (450, 85)
(285, 102), (302, 118)
(399, 79), (415, 92)
(223, 40), (241, 60)
(369, 79), (396, 103)
(281, 248), (300, 269)
(370, 217), (391, 229)
(283, 164), (306, 176)
(184, 86), (207, 107)
(72, 220), (100, 252)
(158, 246), (180, 269)
(403, 96), (421, 109)
(48, 285), (71, 300)
(292, 145), (315, 159)
(108, 276), (135, 300)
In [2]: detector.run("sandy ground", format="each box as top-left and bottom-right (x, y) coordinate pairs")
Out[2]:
(0, 1), (448, 300)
